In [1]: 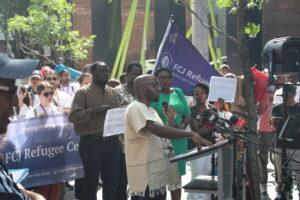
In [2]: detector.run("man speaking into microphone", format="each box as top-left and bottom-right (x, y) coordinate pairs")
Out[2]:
(124, 74), (212, 200)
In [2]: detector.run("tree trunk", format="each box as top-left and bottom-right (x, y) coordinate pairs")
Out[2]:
(191, 0), (209, 59)
(237, 0), (261, 199)
(4, 28), (12, 57)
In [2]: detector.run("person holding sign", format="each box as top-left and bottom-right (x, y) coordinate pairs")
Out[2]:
(150, 68), (191, 200)
(114, 62), (143, 200)
(26, 82), (63, 118)
(125, 74), (212, 200)
(26, 82), (64, 200)
(0, 53), (45, 200)
(69, 61), (122, 200)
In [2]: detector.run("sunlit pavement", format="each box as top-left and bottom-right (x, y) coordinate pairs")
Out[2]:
(64, 160), (298, 200)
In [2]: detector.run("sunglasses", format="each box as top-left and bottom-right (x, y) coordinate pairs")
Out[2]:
(42, 91), (54, 97)
(46, 77), (57, 81)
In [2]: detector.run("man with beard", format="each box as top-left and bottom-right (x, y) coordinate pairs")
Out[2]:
(69, 61), (122, 200)
(114, 62), (143, 200)
(124, 74), (212, 200)
(0, 53), (45, 200)
(58, 69), (78, 96)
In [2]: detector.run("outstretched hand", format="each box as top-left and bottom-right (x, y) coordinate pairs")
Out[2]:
(190, 132), (213, 151)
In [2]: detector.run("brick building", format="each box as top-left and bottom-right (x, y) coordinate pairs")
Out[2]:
(1, 0), (300, 72)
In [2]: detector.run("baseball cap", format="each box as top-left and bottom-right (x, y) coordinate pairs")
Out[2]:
(0, 53), (39, 79)
(30, 70), (42, 79)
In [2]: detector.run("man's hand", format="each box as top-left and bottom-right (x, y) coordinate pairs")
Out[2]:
(190, 132), (213, 151)
(91, 105), (114, 117)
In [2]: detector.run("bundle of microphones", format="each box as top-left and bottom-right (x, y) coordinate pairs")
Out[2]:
(200, 109), (250, 139)
(162, 101), (251, 139)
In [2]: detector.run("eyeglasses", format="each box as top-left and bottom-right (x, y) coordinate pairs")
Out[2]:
(158, 75), (171, 81)
(42, 91), (54, 97)
(46, 77), (57, 81)
(0, 84), (18, 96)
(143, 82), (161, 89)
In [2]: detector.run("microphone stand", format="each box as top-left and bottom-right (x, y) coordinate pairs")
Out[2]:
(228, 134), (238, 200)
(218, 128), (300, 200)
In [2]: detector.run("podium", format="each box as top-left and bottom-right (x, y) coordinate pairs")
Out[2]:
(170, 140), (234, 200)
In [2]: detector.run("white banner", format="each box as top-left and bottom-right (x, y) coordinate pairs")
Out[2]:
(208, 76), (237, 103)
(103, 107), (126, 137)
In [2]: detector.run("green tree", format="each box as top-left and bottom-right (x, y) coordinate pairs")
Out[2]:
(7, 0), (95, 64)
(217, 1), (262, 199)
(176, 0), (263, 199)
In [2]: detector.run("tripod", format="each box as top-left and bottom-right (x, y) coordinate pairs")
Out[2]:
(275, 83), (300, 199)
(221, 128), (300, 200)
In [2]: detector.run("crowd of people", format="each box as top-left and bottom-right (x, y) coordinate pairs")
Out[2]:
(1, 51), (300, 200)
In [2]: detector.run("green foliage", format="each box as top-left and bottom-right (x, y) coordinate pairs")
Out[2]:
(244, 22), (260, 38)
(216, 0), (262, 39)
(247, 0), (263, 9)
(217, 0), (234, 8)
(7, 0), (95, 62)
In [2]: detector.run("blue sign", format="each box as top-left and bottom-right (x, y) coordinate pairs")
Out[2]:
(0, 115), (83, 188)
(154, 19), (221, 96)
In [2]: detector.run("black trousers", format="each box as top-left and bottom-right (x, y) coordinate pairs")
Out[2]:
(79, 135), (121, 200)
(116, 153), (128, 200)
(75, 178), (84, 199)
(131, 186), (166, 200)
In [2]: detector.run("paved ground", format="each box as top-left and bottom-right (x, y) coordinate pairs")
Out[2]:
(64, 160), (298, 200)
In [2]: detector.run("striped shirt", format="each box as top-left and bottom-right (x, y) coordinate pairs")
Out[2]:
(0, 162), (29, 200)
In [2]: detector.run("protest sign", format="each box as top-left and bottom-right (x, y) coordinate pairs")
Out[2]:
(0, 115), (83, 188)
(153, 19), (221, 96)
(208, 76), (237, 103)
(103, 107), (126, 137)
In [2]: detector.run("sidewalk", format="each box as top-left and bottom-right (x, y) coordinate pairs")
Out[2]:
(64, 160), (298, 200)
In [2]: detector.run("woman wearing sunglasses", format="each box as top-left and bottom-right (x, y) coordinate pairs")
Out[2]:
(151, 68), (191, 200)
(26, 82), (63, 118)
(26, 81), (63, 200)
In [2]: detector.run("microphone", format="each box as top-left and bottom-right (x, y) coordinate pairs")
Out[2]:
(229, 116), (247, 129)
(162, 101), (169, 110)
(162, 101), (176, 127)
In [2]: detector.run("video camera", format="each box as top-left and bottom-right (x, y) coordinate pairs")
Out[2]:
(263, 37), (300, 141)
(262, 37), (300, 84)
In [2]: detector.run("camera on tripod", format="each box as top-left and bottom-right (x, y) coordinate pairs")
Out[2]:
(262, 37), (300, 141)
(262, 36), (300, 85)
(263, 37), (300, 199)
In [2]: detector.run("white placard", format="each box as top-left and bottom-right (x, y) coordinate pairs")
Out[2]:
(208, 76), (237, 103)
(103, 107), (126, 137)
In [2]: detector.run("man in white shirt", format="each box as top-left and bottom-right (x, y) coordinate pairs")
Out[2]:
(58, 69), (79, 96)
(125, 74), (212, 199)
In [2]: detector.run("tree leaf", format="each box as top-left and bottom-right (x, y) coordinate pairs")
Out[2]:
(244, 22), (260, 38)
(7, 0), (94, 62)
(216, 0), (234, 8)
